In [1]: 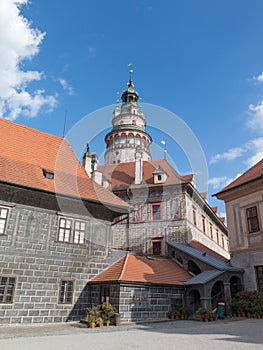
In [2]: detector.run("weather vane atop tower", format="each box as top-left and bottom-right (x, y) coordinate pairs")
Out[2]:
(128, 63), (134, 87)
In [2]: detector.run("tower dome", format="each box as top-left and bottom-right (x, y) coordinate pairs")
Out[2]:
(104, 70), (152, 165)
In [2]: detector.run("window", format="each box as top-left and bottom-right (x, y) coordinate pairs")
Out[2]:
(202, 215), (206, 233)
(58, 280), (74, 304)
(192, 207), (197, 226)
(0, 207), (8, 235)
(43, 168), (54, 180)
(151, 204), (161, 220)
(157, 174), (162, 181)
(100, 286), (110, 303)
(246, 206), (260, 233)
(209, 223), (213, 239)
(255, 266), (263, 291)
(216, 229), (219, 244)
(58, 217), (86, 244)
(0, 276), (16, 303)
(151, 239), (162, 255)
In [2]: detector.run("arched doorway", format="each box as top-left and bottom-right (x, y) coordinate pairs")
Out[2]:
(230, 276), (243, 298)
(188, 260), (201, 275)
(211, 281), (224, 309)
(188, 289), (201, 314)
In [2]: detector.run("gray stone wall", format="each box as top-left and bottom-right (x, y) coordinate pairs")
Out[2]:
(0, 200), (112, 324)
(119, 283), (184, 323)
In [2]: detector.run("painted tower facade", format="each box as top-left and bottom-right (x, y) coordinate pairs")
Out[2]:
(104, 70), (152, 165)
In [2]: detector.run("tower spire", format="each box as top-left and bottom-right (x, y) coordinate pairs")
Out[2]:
(128, 69), (134, 88)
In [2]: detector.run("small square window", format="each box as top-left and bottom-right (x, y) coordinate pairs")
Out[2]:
(0, 276), (16, 304)
(58, 280), (74, 304)
(43, 169), (54, 180)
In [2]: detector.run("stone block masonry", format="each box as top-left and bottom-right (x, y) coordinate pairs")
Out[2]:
(0, 198), (112, 325)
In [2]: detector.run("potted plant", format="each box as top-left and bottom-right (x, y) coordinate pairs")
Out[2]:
(86, 305), (100, 328)
(101, 302), (116, 325)
(96, 317), (104, 327)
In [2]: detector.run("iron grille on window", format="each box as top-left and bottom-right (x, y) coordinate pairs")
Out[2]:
(0, 207), (8, 235)
(0, 276), (15, 303)
(58, 218), (85, 244)
(58, 280), (74, 304)
(246, 206), (260, 233)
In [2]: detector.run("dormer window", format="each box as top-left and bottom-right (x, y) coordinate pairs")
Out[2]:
(43, 169), (54, 180)
(153, 165), (167, 184)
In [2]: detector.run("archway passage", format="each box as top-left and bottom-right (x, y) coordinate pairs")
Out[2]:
(188, 260), (201, 275)
(211, 281), (224, 309)
(188, 289), (201, 314)
(230, 276), (243, 298)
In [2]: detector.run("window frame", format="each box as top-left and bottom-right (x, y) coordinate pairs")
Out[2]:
(246, 206), (260, 234)
(151, 238), (163, 255)
(201, 215), (206, 234)
(0, 206), (9, 235)
(192, 206), (197, 226)
(0, 276), (16, 304)
(58, 279), (74, 304)
(151, 203), (161, 221)
(57, 216), (86, 244)
(255, 266), (263, 291)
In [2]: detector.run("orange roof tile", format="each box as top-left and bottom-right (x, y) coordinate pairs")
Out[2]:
(215, 158), (263, 195)
(90, 254), (192, 285)
(189, 240), (228, 262)
(98, 160), (194, 191)
(0, 118), (128, 211)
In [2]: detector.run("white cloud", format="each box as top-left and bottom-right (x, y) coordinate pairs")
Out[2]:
(244, 137), (263, 167)
(210, 146), (246, 164)
(58, 78), (74, 96)
(253, 71), (263, 82)
(208, 177), (229, 189)
(0, 0), (57, 120)
(247, 101), (263, 134)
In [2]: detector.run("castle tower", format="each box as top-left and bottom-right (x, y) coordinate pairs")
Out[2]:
(104, 70), (152, 164)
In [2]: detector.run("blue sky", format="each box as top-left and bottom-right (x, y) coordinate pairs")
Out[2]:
(1, 0), (263, 214)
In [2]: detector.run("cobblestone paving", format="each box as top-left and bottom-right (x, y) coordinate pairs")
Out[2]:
(0, 318), (262, 350)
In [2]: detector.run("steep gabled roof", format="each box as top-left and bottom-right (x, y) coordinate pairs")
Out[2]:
(0, 118), (128, 211)
(215, 158), (263, 196)
(97, 160), (194, 191)
(89, 254), (192, 285)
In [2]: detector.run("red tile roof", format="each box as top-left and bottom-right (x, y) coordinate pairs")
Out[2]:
(216, 158), (263, 195)
(0, 118), (128, 210)
(98, 160), (194, 191)
(90, 254), (192, 285)
(189, 240), (228, 262)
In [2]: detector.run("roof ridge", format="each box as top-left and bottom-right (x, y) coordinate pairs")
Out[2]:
(118, 253), (130, 281)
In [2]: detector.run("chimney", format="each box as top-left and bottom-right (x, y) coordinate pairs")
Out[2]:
(135, 146), (143, 185)
(82, 144), (98, 177)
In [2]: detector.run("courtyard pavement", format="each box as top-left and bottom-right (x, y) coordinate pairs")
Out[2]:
(0, 318), (262, 350)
